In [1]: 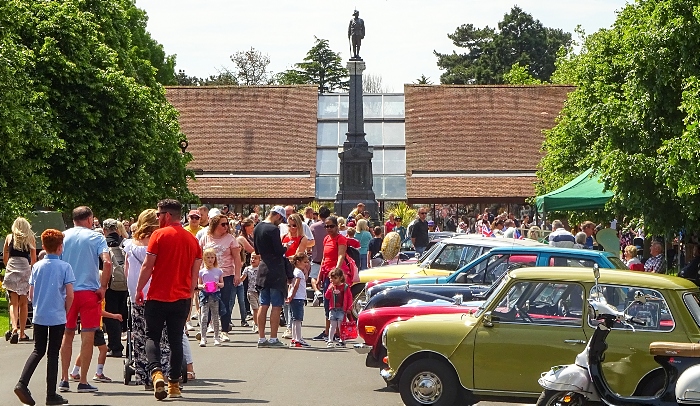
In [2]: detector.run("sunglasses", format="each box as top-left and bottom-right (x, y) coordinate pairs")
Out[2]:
(220, 222), (230, 228)
(325, 224), (337, 229)
(156, 212), (168, 218)
(289, 223), (297, 228)
(419, 212), (427, 215)
(189, 215), (200, 219)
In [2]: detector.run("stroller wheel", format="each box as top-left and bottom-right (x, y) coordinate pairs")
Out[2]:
(181, 361), (188, 384)
(123, 361), (134, 385)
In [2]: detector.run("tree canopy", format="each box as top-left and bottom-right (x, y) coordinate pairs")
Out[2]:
(277, 37), (348, 93)
(435, 6), (571, 85)
(537, 0), (700, 234)
(0, 0), (194, 230)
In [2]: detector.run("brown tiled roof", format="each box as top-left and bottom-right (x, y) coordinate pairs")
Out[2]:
(166, 86), (318, 200)
(407, 176), (538, 201)
(404, 85), (572, 199)
(187, 176), (315, 201)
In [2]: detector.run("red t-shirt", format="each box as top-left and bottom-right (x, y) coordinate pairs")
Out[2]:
(320, 234), (347, 281)
(346, 238), (360, 249)
(282, 234), (303, 257)
(146, 223), (202, 302)
(385, 220), (395, 233)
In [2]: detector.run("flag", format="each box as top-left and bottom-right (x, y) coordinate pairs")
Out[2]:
(481, 224), (494, 237)
(514, 229), (524, 239)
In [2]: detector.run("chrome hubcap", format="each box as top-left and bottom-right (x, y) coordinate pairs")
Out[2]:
(411, 371), (442, 404)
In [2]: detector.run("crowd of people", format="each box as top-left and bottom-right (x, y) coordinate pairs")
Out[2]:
(9, 200), (700, 404)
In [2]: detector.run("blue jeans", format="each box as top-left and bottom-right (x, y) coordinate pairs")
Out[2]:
(229, 283), (246, 325)
(220, 276), (234, 332)
(359, 255), (368, 270)
(415, 246), (427, 256)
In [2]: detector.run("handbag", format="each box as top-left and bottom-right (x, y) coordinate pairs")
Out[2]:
(341, 254), (360, 284)
(340, 320), (358, 340)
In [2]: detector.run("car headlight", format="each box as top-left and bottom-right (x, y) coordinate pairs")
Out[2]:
(381, 327), (389, 347)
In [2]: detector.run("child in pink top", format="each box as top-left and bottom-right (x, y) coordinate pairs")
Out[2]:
(324, 268), (353, 348)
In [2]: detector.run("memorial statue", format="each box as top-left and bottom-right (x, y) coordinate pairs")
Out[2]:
(348, 10), (365, 60)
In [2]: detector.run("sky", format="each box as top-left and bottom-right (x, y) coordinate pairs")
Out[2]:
(135, 0), (630, 91)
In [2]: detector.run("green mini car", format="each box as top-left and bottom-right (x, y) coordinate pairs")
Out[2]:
(381, 267), (700, 406)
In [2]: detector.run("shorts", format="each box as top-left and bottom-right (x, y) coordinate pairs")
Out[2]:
(310, 262), (321, 280)
(290, 299), (305, 322)
(328, 308), (345, 322)
(93, 328), (106, 347)
(247, 291), (260, 310)
(259, 287), (284, 308)
(66, 290), (101, 331)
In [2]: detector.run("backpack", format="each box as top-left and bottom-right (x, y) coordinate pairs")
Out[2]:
(343, 245), (361, 284)
(108, 246), (128, 291)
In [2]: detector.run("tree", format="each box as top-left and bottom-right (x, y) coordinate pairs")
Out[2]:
(435, 6), (571, 84)
(363, 73), (391, 93)
(537, 0), (700, 234)
(277, 37), (348, 93)
(125, 6), (177, 86)
(413, 75), (433, 85)
(503, 63), (543, 85)
(230, 47), (273, 85)
(175, 69), (202, 86)
(0, 0), (195, 225)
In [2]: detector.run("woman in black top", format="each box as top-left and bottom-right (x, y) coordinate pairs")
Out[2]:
(3, 217), (37, 343)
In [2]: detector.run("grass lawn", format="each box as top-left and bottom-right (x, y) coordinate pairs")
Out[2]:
(0, 294), (8, 333)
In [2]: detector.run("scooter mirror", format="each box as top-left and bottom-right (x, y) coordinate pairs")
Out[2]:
(634, 290), (646, 304)
(593, 263), (600, 280)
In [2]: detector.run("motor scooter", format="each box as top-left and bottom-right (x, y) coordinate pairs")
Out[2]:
(538, 264), (700, 406)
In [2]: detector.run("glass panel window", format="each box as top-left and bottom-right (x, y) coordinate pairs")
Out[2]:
(383, 149), (406, 175)
(383, 95), (405, 118)
(589, 285), (674, 331)
(364, 95), (383, 118)
(339, 95), (349, 118)
(383, 176), (406, 200)
(317, 123), (339, 146)
(372, 175), (383, 198)
(372, 149), (384, 175)
(365, 122), (382, 146)
(493, 282), (584, 326)
(316, 149), (340, 175)
(383, 122), (405, 145)
(338, 122), (349, 144)
(548, 257), (597, 267)
(458, 253), (538, 285)
(318, 95), (339, 119)
(315, 176), (339, 200)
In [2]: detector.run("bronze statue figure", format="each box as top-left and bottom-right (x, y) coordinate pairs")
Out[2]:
(348, 10), (365, 60)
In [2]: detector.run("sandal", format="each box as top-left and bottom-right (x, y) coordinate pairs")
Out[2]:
(4, 330), (11, 341)
(19, 335), (31, 341)
(186, 372), (196, 381)
(10, 332), (19, 344)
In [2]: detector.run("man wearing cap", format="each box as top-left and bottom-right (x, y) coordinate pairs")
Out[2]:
(348, 10), (365, 59)
(184, 210), (202, 236)
(253, 206), (290, 348)
(411, 208), (430, 256)
(394, 216), (406, 241)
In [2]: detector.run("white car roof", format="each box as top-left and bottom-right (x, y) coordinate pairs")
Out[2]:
(443, 234), (546, 248)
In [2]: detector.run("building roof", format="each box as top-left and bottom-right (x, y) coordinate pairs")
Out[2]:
(404, 85), (573, 200)
(165, 85), (318, 201)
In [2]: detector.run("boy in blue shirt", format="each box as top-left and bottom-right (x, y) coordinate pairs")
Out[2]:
(15, 229), (75, 406)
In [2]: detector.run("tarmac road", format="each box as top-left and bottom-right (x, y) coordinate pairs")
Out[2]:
(0, 302), (530, 406)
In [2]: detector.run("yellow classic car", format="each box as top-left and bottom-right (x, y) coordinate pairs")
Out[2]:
(381, 267), (700, 406)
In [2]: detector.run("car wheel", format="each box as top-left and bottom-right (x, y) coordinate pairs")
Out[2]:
(536, 390), (587, 406)
(399, 358), (458, 406)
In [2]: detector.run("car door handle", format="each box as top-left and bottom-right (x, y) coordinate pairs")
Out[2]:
(564, 339), (586, 344)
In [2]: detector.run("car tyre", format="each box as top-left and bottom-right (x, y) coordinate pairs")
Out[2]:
(536, 390), (587, 406)
(399, 358), (458, 406)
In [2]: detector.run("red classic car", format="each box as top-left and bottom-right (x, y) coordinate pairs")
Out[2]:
(354, 298), (481, 369)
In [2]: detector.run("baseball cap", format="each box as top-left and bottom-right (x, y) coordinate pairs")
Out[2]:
(347, 221), (356, 227)
(188, 210), (200, 218)
(428, 220), (435, 226)
(271, 206), (287, 220)
(209, 208), (221, 218)
(394, 216), (402, 221)
(103, 218), (118, 229)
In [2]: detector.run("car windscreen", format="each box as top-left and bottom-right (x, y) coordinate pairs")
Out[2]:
(417, 242), (444, 268)
(683, 291), (700, 329)
(475, 275), (510, 317)
(606, 256), (629, 270)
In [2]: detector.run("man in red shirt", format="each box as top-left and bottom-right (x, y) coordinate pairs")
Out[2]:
(135, 199), (202, 400)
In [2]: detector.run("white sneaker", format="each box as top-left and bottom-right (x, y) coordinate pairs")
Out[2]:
(207, 325), (214, 334)
(213, 339), (221, 346)
(190, 313), (199, 320)
(252, 324), (259, 333)
(199, 339), (206, 347)
(186, 322), (195, 331)
(219, 332), (230, 342)
(282, 328), (292, 339)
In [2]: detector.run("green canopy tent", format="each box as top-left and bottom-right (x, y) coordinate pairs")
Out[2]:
(536, 168), (613, 213)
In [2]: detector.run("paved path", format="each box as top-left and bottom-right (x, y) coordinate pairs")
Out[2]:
(1, 303), (530, 405)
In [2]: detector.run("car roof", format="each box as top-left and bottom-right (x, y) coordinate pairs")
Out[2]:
(441, 235), (546, 248)
(510, 267), (698, 290)
(488, 245), (615, 256)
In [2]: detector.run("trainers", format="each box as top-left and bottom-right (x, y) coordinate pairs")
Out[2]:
(241, 321), (250, 327)
(14, 382), (35, 406)
(326, 341), (334, 348)
(282, 328), (292, 339)
(69, 373), (80, 382)
(199, 339), (206, 347)
(252, 324), (258, 333)
(77, 382), (98, 393)
(191, 313), (199, 320)
(144, 383), (154, 391)
(246, 313), (253, 321)
(58, 380), (69, 393)
(186, 322), (195, 331)
(219, 332), (230, 342)
(45, 393), (68, 405)
(152, 370), (167, 400)
(312, 331), (328, 341)
(297, 339), (311, 348)
(336, 340), (346, 348)
(206, 325), (214, 334)
(93, 373), (112, 383)
(168, 380), (181, 398)
(121, 332), (127, 341)
(214, 339), (221, 346)
(257, 339), (269, 348)
(267, 339), (286, 348)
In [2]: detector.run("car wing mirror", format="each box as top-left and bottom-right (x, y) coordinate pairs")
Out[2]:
(453, 294), (463, 305)
(482, 311), (499, 327)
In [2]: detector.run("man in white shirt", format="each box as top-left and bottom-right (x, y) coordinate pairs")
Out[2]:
(548, 220), (576, 248)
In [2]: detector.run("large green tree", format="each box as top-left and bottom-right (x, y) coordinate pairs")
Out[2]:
(435, 6), (571, 84)
(0, 0), (194, 229)
(276, 37), (348, 93)
(537, 0), (700, 234)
